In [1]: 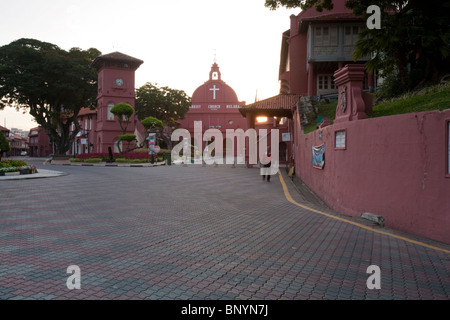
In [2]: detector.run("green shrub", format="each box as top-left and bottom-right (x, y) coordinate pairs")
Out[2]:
(119, 134), (136, 142)
(7, 160), (27, 167)
(141, 117), (163, 130)
(115, 157), (163, 163)
(69, 158), (82, 162)
(83, 158), (103, 163)
(110, 103), (134, 118)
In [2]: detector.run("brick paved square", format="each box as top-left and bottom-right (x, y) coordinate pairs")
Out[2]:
(0, 162), (449, 302)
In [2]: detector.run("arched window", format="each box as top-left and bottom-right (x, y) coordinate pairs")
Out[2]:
(107, 103), (115, 121)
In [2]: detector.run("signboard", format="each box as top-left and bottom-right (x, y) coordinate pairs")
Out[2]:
(312, 144), (325, 169)
(335, 130), (346, 149)
(153, 145), (160, 154)
(148, 133), (156, 155)
(282, 133), (291, 142)
(80, 139), (88, 145)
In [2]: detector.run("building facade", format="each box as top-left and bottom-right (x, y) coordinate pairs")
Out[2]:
(28, 127), (52, 157)
(8, 134), (28, 156)
(279, 0), (372, 97)
(69, 51), (144, 156)
(177, 62), (247, 159)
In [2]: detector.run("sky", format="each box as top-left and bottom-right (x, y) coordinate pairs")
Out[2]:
(0, 0), (300, 131)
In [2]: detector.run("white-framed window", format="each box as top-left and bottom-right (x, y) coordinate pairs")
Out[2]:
(317, 74), (336, 93)
(315, 25), (338, 46)
(107, 103), (115, 121)
(344, 25), (364, 46)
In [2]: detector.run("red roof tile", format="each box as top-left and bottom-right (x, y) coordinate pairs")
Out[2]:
(78, 107), (97, 116)
(239, 94), (302, 118)
(92, 51), (144, 70)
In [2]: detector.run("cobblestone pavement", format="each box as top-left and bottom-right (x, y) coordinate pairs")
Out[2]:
(1, 160), (449, 301)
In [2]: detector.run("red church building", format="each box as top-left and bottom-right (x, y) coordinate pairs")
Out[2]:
(177, 62), (247, 159)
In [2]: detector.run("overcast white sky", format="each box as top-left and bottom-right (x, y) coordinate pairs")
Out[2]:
(0, 0), (300, 130)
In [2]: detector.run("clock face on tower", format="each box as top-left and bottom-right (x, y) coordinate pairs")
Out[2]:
(115, 78), (124, 87)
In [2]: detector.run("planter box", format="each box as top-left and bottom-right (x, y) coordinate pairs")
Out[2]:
(5, 172), (20, 176)
(20, 170), (31, 175)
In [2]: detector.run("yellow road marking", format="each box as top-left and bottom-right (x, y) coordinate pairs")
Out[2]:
(278, 171), (450, 254)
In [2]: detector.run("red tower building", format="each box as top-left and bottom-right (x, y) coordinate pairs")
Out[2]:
(91, 52), (144, 153)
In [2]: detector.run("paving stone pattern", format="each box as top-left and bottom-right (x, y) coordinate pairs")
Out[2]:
(1, 163), (449, 300)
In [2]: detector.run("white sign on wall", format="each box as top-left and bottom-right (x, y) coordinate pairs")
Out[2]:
(282, 133), (291, 142)
(335, 130), (346, 149)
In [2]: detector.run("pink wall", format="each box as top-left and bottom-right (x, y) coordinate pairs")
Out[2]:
(294, 109), (450, 244)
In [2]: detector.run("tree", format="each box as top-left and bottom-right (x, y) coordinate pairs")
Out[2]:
(349, 0), (450, 93)
(0, 131), (10, 161)
(265, 0), (334, 11)
(141, 116), (163, 131)
(135, 83), (191, 149)
(141, 116), (163, 151)
(110, 102), (136, 152)
(265, 0), (450, 97)
(0, 38), (100, 156)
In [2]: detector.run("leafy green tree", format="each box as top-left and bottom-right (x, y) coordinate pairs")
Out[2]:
(265, 0), (450, 97)
(0, 132), (10, 161)
(0, 38), (100, 156)
(141, 116), (163, 151)
(110, 103), (135, 135)
(141, 116), (163, 130)
(135, 83), (191, 149)
(110, 102), (137, 152)
(265, 0), (334, 11)
(135, 83), (191, 122)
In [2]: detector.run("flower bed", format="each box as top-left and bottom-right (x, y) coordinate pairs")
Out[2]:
(72, 151), (166, 163)
(0, 160), (38, 176)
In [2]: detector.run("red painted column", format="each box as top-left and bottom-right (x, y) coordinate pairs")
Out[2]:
(307, 62), (315, 97)
(334, 64), (368, 123)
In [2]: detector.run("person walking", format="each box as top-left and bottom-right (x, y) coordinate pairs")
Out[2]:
(262, 150), (272, 182)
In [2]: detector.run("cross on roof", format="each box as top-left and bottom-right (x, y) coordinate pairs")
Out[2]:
(210, 85), (220, 100)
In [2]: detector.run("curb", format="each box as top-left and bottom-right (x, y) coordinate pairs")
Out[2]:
(50, 160), (167, 167)
(0, 169), (67, 181)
